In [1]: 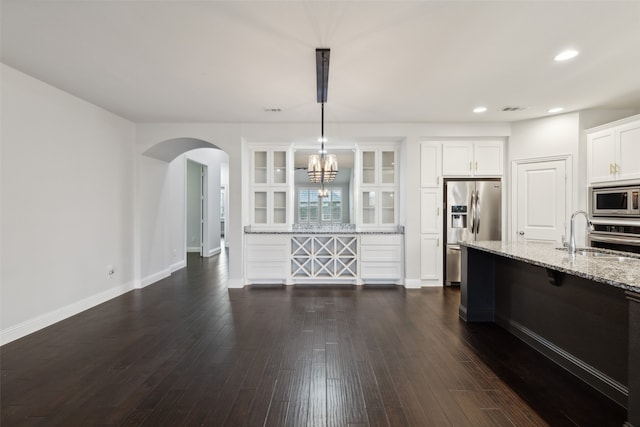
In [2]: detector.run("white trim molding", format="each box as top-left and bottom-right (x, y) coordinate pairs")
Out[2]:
(206, 246), (221, 257)
(403, 278), (422, 289)
(170, 260), (186, 273)
(227, 278), (244, 289)
(1, 281), (136, 346)
(139, 268), (171, 289)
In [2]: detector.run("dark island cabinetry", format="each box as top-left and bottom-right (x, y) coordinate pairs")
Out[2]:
(460, 242), (640, 426)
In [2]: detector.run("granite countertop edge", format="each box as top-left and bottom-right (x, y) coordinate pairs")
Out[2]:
(244, 230), (404, 235)
(460, 241), (640, 293)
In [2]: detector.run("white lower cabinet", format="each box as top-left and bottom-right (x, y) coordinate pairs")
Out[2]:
(245, 234), (289, 284)
(360, 234), (403, 283)
(420, 235), (441, 282)
(245, 233), (403, 285)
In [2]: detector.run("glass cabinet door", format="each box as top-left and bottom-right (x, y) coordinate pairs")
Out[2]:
(253, 151), (267, 185)
(253, 191), (268, 224)
(381, 150), (395, 184)
(362, 151), (376, 185)
(362, 191), (376, 224)
(272, 151), (287, 185)
(380, 191), (395, 224)
(272, 191), (287, 224)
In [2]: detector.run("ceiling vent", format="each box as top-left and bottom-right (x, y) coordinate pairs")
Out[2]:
(501, 106), (526, 112)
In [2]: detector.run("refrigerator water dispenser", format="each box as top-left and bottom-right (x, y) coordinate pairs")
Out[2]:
(451, 205), (467, 228)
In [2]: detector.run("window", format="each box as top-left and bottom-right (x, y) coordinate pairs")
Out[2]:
(298, 188), (342, 224)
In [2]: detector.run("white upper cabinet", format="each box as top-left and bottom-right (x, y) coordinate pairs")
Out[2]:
(249, 145), (291, 229)
(358, 145), (399, 228)
(251, 148), (289, 187)
(442, 140), (503, 177)
(473, 141), (503, 176)
(617, 121), (640, 182)
(442, 142), (474, 176)
(588, 129), (616, 183)
(359, 147), (397, 187)
(420, 142), (442, 187)
(587, 115), (640, 185)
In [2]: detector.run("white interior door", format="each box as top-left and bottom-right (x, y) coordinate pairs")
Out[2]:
(515, 159), (567, 244)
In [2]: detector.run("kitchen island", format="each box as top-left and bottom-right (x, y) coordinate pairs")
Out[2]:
(244, 225), (404, 286)
(460, 241), (640, 426)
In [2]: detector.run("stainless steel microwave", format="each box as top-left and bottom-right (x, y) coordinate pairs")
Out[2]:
(590, 185), (640, 217)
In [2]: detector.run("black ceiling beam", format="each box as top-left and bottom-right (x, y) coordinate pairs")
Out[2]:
(316, 48), (330, 103)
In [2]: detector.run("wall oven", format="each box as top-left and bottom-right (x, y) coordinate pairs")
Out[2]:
(588, 221), (640, 255)
(590, 185), (640, 217)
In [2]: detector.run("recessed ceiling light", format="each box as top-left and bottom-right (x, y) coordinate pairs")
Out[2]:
(548, 107), (564, 113)
(473, 106), (487, 113)
(554, 49), (579, 61)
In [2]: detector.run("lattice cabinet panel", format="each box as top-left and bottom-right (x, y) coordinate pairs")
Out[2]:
(291, 235), (357, 279)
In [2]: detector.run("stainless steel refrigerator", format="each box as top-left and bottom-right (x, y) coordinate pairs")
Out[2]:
(445, 179), (502, 284)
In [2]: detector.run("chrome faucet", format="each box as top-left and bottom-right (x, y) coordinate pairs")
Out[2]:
(564, 210), (594, 255)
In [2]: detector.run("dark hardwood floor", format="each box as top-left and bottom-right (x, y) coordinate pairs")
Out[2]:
(1, 251), (626, 426)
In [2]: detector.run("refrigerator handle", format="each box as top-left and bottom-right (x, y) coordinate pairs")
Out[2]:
(469, 191), (476, 233)
(475, 190), (481, 234)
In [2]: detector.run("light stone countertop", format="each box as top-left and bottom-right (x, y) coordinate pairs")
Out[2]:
(461, 240), (640, 292)
(244, 225), (404, 235)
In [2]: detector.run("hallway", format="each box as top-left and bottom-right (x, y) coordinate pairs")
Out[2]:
(1, 252), (625, 426)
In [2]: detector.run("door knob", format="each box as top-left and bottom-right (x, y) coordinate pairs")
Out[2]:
(518, 231), (525, 236)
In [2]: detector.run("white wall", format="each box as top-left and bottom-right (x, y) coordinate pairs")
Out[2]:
(1, 64), (135, 344)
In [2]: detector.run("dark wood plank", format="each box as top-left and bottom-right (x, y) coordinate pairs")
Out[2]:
(0, 252), (627, 427)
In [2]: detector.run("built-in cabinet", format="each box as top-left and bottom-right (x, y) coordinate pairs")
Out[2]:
(291, 235), (358, 281)
(245, 234), (289, 283)
(587, 115), (640, 185)
(250, 147), (291, 228)
(360, 234), (403, 282)
(420, 140), (504, 285)
(244, 232), (403, 285)
(358, 145), (399, 228)
(441, 140), (503, 177)
(420, 142), (443, 284)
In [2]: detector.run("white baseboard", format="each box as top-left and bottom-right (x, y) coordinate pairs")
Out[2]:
(206, 247), (221, 257)
(1, 281), (135, 346)
(403, 278), (422, 289)
(420, 281), (443, 288)
(187, 247), (200, 253)
(138, 268), (171, 289)
(227, 278), (244, 288)
(170, 260), (186, 272)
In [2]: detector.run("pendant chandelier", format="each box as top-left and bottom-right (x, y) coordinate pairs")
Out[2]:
(308, 48), (338, 186)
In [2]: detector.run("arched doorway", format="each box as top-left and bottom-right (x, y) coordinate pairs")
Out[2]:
(139, 137), (230, 285)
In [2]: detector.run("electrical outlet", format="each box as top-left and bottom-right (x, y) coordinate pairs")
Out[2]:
(107, 265), (115, 277)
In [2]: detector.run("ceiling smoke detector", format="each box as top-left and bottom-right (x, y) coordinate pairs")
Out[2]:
(501, 106), (526, 112)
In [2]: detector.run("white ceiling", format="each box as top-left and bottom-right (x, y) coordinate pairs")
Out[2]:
(2, 1), (640, 124)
